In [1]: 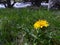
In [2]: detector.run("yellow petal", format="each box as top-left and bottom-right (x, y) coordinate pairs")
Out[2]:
(40, 26), (43, 28)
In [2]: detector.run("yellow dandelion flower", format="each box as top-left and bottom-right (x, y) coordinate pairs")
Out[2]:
(34, 20), (49, 29)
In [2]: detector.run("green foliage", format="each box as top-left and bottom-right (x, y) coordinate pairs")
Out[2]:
(0, 8), (60, 45)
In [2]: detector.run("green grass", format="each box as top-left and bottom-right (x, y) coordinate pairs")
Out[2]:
(0, 8), (60, 45)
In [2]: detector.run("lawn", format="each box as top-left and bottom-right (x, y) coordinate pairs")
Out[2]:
(0, 8), (60, 45)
